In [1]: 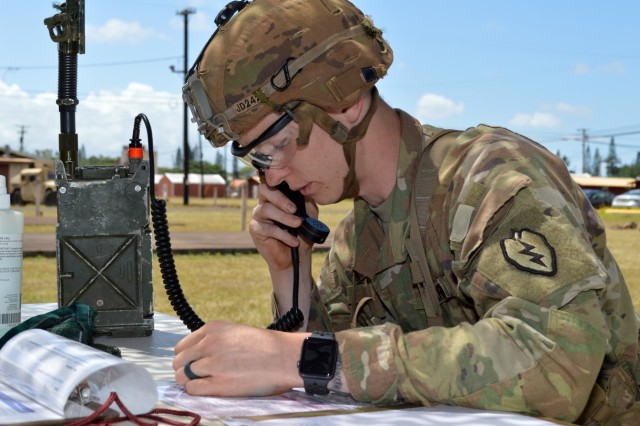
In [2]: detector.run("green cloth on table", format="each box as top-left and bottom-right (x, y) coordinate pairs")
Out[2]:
(0, 303), (120, 356)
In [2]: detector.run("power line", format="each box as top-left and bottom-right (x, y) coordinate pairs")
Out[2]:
(585, 139), (639, 150)
(545, 138), (640, 150)
(590, 130), (640, 138)
(589, 124), (640, 136)
(0, 56), (182, 71)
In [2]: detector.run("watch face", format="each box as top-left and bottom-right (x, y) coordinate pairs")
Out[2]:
(299, 338), (337, 378)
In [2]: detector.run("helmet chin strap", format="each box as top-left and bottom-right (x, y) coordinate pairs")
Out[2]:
(291, 87), (380, 201)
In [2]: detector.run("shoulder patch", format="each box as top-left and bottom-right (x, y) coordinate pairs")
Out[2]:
(500, 229), (557, 276)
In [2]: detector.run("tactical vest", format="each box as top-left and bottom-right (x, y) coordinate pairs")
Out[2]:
(349, 128), (476, 329)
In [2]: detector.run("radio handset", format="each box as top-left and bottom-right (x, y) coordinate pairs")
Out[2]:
(261, 178), (330, 331)
(274, 181), (330, 244)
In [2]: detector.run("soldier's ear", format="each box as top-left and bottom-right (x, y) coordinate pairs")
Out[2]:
(332, 93), (369, 128)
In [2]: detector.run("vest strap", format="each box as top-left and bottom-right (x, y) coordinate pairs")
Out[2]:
(406, 129), (460, 326)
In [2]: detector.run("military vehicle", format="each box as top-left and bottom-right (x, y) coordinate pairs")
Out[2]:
(10, 166), (57, 206)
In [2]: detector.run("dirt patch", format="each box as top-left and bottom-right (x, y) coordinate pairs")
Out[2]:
(24, 216), (57, 225)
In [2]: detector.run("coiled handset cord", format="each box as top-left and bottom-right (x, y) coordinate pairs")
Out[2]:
(265, 179), (330, 331)
(267, 244), (304, 331)
(132, 113), (205, 332)
(265, 178), (305, 331)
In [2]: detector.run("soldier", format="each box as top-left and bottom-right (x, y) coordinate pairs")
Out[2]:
(173, 0), (640, 423)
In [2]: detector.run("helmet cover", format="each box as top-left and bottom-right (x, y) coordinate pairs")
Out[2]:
(188, 0), (393, 147)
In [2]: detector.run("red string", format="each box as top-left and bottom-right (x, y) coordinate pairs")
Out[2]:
(66, 392), (201, 426)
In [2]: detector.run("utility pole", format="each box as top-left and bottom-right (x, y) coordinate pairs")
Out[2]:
(173, 8), (195, 205)
(562, 127), (640, 174)
(17, 125), (30, 152)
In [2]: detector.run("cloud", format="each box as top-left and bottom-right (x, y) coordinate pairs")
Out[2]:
(87, 19), (157, 44)
(554, 102), (590, 116)
(394, 61), (408, 71)
(573, 61), (626, 75)
(191, 12), (215, 32)
(416, 93), (465, 121)
(538, 102), (590, 116)
(509, 101), (590, 129)
(483, 20), (506, 33)
(509, 112), (560, 128)
(573, 62), (590, 74)
(0, 80), (184, 167)
(170, 11), (213, 33)
(601, 61), (626, 74)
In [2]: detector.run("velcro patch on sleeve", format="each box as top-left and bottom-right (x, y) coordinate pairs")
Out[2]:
(476, 188), (601, 303)
(500, 228), (557, 276)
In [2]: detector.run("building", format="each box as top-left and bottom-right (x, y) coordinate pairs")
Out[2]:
(571, 174), (640, 195)
(156, 172), (226, 199)
(229, 176), (260, 198)
(0, 146), (54, 192)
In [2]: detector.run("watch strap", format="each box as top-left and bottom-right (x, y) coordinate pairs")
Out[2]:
(304, 378), (332, 395)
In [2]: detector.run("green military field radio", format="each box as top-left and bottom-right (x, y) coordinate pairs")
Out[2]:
(45, 0), (154, 337)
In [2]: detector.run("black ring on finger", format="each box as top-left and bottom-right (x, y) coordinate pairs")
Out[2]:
(184, 360), (202, 380)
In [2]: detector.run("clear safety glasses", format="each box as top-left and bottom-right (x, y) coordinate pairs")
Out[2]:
(230, 105), (299, 171)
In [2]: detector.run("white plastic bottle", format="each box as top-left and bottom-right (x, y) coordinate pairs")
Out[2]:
(0, 175), (24, 338)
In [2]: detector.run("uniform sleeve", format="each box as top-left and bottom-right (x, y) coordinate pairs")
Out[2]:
(307, 210), (356, 332)
(336, 183), (611, 423)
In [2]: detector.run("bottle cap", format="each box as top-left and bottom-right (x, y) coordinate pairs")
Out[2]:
(0, 175), (10, 209)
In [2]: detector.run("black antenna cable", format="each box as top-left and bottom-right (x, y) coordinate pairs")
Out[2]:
(132, 113), (205, 332)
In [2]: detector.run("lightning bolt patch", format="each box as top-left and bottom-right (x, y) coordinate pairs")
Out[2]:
(500, 229), (557, 276)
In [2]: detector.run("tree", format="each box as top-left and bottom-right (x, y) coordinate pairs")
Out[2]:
(591, 148), (602, 176)
(33, 149), (57, 159)
(158, 160), (226, 176)
(617, 162), (640, 178)
(238, 165), (256, 179)
(615, 151), (640, 178)
(556, 150), (571, 170)
(174, 147), (183, 170)
(190, 143), (200, 162)
(584, 145), (592, 174)
(232, 156), (239, 179)
(81, 155), (120, 166)
(605, 137), (620, 177)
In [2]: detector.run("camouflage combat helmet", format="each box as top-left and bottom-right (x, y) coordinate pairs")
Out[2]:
(183, 0), (393, 153)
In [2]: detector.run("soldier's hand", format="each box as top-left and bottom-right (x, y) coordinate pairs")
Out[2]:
(173, 320), (306, 396)
(250, 182), (315, 271)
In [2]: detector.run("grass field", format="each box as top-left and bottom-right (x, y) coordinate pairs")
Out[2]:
(18, 199), (640, 327)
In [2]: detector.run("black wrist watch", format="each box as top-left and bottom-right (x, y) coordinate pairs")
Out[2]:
(297, 331), (338, 395)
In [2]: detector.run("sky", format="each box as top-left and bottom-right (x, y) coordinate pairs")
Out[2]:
(2, 0), (640, 173)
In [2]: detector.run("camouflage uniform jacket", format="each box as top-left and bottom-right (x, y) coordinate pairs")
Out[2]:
(306, 110), (640, 424)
